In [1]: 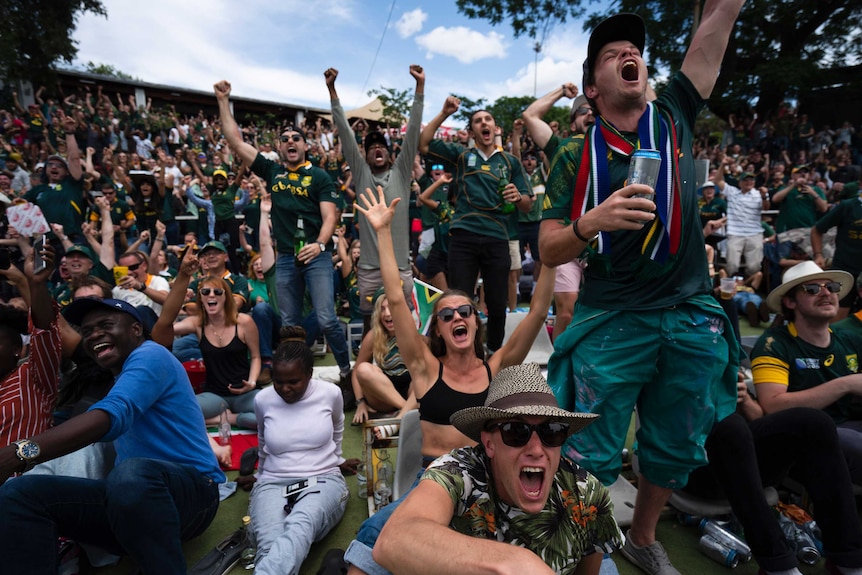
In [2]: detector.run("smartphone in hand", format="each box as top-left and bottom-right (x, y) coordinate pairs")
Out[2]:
(33, 236), (47, 273)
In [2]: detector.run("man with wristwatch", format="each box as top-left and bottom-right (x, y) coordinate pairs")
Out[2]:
(0, 297), (224, 574)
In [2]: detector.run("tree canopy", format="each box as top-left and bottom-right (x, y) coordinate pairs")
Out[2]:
(456, 0), (862, 120)
(0, 0), (106, 86)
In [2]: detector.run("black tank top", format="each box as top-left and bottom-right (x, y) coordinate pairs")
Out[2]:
(199, 324), (250, 395)
(419, 361), (490, 425)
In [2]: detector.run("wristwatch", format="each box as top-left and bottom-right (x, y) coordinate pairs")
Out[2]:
(317, 241), (326, 252)
(13, 439), (40, 472)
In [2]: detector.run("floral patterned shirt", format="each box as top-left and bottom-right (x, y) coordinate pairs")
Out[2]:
(423, 446), (623, 574)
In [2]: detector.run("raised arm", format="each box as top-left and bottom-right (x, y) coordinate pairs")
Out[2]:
(213, 81), (258, 166)
(420, 97), (460, 155)
(258, 191), (275, 273)
(59, 111), (83, 181)
(151, 250), (199, 348)
(354, 187), (434, 379)
(522, 83), (578, 149)
(680, 0), (746, 99)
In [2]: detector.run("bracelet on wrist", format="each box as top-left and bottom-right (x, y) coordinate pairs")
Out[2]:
(572, 217), (591, 243)
(357, 397), (367, 404)
(813, 252), (823, 257)
(64, 131), (76, 136)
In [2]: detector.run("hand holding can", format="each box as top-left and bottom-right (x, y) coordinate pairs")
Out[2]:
(628, 149), (661, 223)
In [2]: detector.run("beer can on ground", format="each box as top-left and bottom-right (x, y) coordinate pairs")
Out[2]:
(700, 518), (753, 562)
(699, 534), (739, 568)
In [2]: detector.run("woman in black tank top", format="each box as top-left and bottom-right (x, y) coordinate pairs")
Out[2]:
(355, 189), (557, 452)
(156, 275), (262, 430)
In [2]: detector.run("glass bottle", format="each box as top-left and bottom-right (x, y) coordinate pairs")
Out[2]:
(374, 449), (393, 510)
(294, 217), (307, 265)
(240, 515), (256, 570)
(498, 165), (514, 214)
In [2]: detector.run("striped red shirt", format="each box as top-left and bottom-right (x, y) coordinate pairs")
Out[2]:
(0, 308), (63, 447)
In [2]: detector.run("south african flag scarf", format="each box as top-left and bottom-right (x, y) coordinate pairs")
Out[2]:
(570, 102), (682, 265)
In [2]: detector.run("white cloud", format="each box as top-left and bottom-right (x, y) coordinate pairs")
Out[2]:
(415, 27), (507, 64)
(395, 9), (427, 38)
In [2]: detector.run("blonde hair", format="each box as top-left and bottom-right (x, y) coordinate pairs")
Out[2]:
(370, 294), (391, 365)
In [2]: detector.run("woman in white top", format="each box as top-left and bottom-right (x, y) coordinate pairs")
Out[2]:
(246, 325), (357, 575)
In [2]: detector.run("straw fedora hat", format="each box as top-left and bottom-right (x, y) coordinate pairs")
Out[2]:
(765, 261), (853, 312)
(450, 363), (598, 442)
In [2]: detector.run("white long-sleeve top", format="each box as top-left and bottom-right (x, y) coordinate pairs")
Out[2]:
(254, 378), (345, 481)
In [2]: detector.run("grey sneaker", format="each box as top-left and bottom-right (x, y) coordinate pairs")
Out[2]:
(620, 530), (681, 575)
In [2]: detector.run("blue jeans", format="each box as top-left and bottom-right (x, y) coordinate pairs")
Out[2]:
(172, 333), (202, 362)
(251, 302), (282, 360)
(249, 472), (349, 575)
(276, 253), (350, 371)
(0, 457), (219, 575)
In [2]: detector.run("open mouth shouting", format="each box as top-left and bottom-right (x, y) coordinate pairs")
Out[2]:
(520, 466), (546, 499)
(452, 323), (469, 343)
(621, 59), (639, 83)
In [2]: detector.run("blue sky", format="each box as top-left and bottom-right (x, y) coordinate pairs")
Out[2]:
(70, 0), (607, 126)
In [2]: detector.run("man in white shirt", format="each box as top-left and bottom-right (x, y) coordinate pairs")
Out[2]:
(111, 251), (170, 328)
(716, 170), (770, 278)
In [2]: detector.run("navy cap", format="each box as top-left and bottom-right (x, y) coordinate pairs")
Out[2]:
(364, 131), (389, 153)
(64, 297), (143, 327)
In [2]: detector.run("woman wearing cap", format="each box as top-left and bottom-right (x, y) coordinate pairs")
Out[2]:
(159, 273), (261, 429)
(343, 186), (556, 575)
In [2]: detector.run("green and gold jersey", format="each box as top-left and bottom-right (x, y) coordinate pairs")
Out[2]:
(775, 185), (827, 232)
(814, 197), (862, 278)
(751, 322), (862, 424)
(250, 154), (338, 254)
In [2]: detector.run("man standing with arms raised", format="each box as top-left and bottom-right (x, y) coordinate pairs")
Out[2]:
(214, 81), (352, 385)
(325, 65), (424, 332)
(540, 5), (745, 574)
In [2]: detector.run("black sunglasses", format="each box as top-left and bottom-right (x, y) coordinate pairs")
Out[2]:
(798, 281), (841, 296)
(437, 304), (474, 323)
(574, 107), (593, 117)
(487, 421), (570, 448)
(126, 261), (142, 271)
(200, 287), (225, 296)
(281, 134), (303, 143)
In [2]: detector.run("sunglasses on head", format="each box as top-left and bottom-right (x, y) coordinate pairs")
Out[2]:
(798, 281), (841, 296)
(436, 304), (474, 323)
(487, 421), (570, 448)
(200, 287), (225, 296)
(126, 262), (142, 271)
(281, 134), (303, 143)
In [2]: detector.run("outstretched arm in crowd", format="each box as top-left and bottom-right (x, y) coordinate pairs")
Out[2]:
(680, 0), (746, 99)
(419, 96), (460, 155)
(522, 83), (578, 149)
(213, 81), (259, 166)
(151, 249), (200, 348)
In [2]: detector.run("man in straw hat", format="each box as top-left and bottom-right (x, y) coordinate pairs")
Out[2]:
(539, 4), (745, 573)
(374, 363), (622, 575)
(752, 261), (862, 484)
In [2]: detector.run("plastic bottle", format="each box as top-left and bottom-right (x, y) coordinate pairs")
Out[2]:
(240, 515), (255, 570)
(294, 217), (307, 265)
(700, 518), (752, 562)
(777, 514), (820, 565)
(217, 405), (231, 447)
(699, 534), (739, 568)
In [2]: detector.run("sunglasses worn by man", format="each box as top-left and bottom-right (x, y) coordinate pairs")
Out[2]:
(485, 421), (570, 448)
(281, 134), (303, 143)
(798, 281), (841, 296)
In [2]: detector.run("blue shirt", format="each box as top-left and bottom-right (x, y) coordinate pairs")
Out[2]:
(90, 340), (225, 483)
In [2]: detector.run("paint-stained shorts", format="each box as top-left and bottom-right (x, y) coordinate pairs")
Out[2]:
(548, 297), (737, 488)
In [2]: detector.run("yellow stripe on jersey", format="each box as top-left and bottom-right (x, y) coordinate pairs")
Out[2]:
(751, 355), (790, 386)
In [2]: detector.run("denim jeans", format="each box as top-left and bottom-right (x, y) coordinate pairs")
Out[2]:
(0, 457), (220, 575)
(197, 390), (260, 430)
(172, 333), (202, 362)
(251, 301), (282, 359)
(276, 253), (350, 371)
(249, 472), (349, 575)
